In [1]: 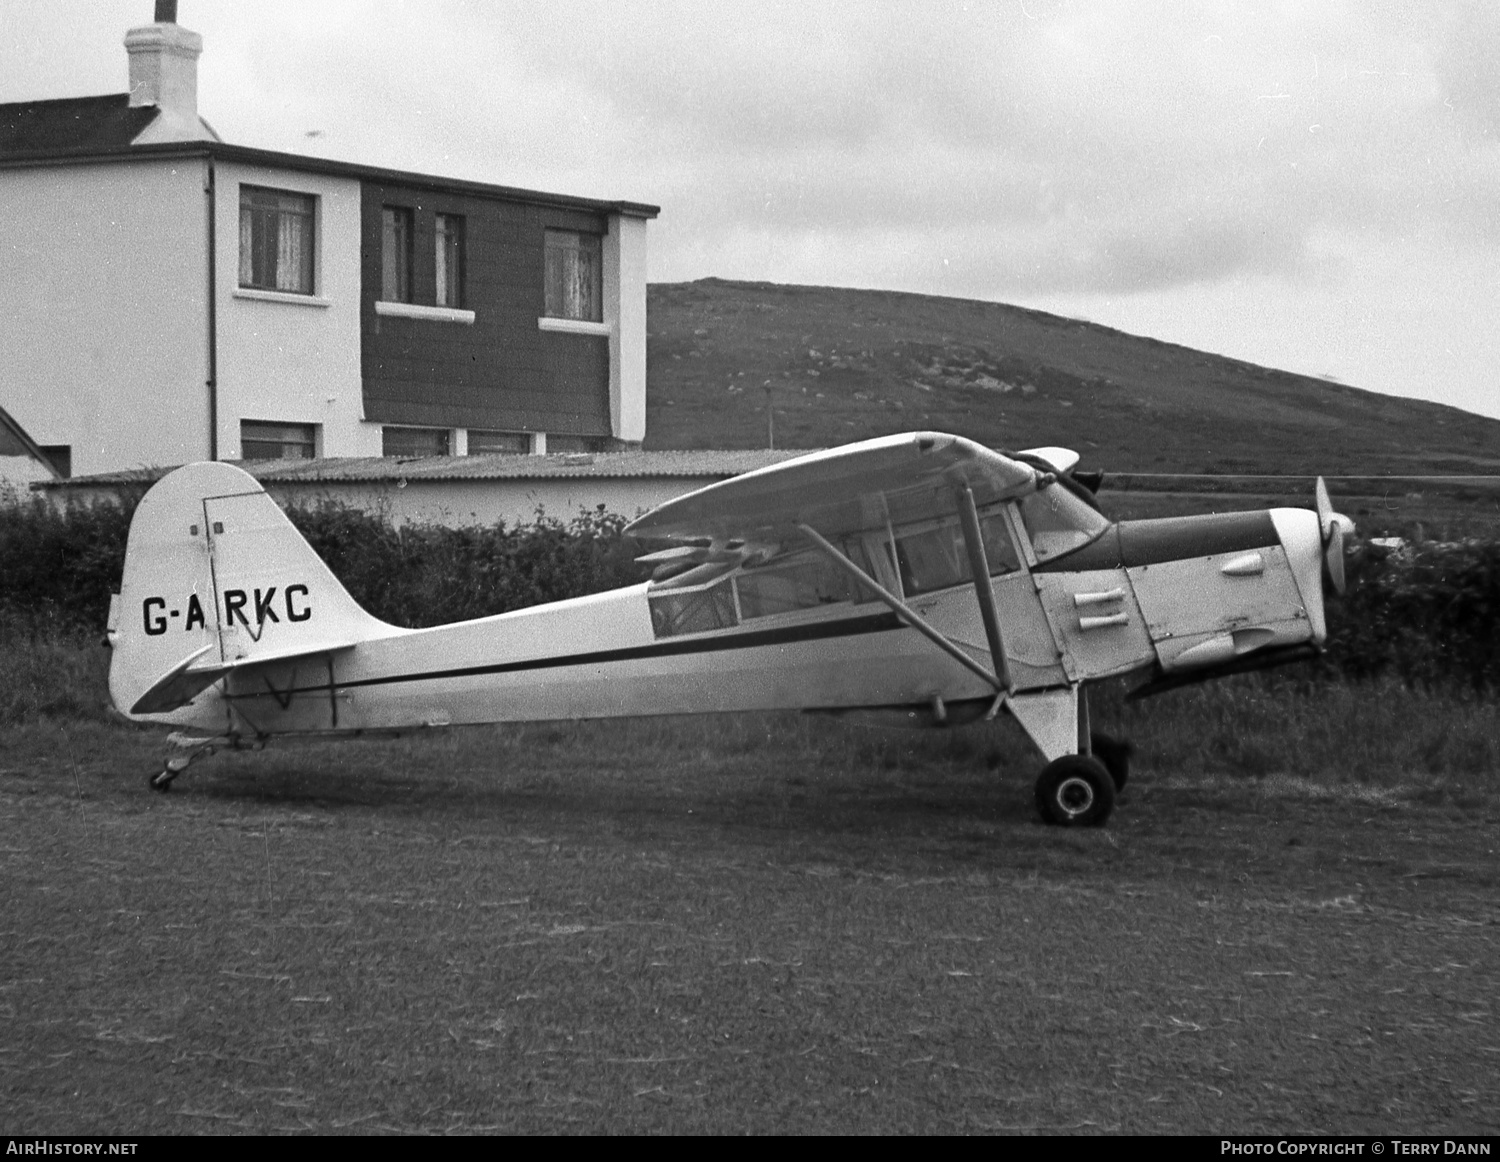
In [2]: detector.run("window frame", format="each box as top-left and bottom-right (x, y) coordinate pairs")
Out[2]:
(435, 213), (465, 309)
(381, 205), (414, 304)
(467, 430), (531, 455)
(381, 425), (451, 458)
(240, 420), (318, 462)
(238, 185), (316, 296)
(543, 229), (603, 323)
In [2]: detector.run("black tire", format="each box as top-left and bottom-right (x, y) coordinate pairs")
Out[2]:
(1089, 732), (1133, 792)
(1034, 754), (1116, 827)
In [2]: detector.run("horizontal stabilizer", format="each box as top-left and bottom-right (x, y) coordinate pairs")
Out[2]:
(130, 639), (356, 715)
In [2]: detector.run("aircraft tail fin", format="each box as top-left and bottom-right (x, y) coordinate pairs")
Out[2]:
(108, 462), (389, 720)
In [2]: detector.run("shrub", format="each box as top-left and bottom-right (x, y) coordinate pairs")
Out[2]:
(287, 503), (645, 628)
(0, 494), (645, 634)
(1325, 538), (1500, 691)
(6, 493), (1500, 694)
(0, 493), (139, 632)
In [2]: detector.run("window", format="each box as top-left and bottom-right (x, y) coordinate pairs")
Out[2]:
(893, 512), (1020, 597)
(436, 214), (465, 308)
(734, 550), (871, 619)
(546, 434), (609, 454)
(241, 421), (316, 461)
(544, 230), (602, 321)
(1016, 486), (1110, 563)
(649, 582), (738, 638)
(467, 430), (530, 455)
(382, 426), (450, 457)
(895, 524), (969, 597)
(381, 206), (413, 302)
(239, 186), (314, 294)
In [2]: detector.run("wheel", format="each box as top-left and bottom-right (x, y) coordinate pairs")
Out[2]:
(1035, 754), (1116, 827)
(1089, 732), (1133, 791)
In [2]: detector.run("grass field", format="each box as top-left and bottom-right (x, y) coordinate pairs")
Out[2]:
(4, 655), (1500, 1133)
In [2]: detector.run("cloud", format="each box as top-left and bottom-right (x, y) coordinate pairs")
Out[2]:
(9, 0), (1500, 299)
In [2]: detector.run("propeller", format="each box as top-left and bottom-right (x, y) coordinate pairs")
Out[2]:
(1314, 477), (1350, 596)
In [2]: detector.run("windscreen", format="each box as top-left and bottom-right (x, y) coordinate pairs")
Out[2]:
(1017, 484), (1110, 563)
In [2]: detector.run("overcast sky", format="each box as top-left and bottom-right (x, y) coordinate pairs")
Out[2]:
(6, 2), (1498, 419)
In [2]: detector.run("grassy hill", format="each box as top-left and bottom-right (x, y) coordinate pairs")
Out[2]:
(643, 279), (1500, 478)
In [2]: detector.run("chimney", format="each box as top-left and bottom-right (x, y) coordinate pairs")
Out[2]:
(124, 2), (203, 119)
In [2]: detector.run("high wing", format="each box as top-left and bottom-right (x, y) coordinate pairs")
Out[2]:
(624, 431), (1042, 546)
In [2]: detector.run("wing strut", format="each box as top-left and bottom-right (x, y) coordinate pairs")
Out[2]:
(796, 522), (1004, 694)
(953, 482), (1013, 694)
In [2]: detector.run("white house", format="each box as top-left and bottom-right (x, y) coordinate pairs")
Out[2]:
(0, 5), (658, 480)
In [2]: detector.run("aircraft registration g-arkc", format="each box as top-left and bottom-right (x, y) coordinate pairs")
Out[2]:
(107, 431), (1352, 826)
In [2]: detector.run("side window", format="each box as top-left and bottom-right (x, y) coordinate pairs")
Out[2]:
(895, 525), (967, 596)
(382, 426), (450, 457)
(544, 230), (603, 321)
(435, 213), (465, 308)
(978, 510), (1021, 576)
(241, 421), (317, 461)
(649, 583), (737, 637)
(239, 186), (315, 294)
(895, 514), (1019, 596)
(468, 430), (531, 455)
(734, 552), (867, 619)
(381, 206), (413, 302)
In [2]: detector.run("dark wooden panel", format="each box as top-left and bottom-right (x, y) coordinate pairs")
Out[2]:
(360, 182), (611, 436)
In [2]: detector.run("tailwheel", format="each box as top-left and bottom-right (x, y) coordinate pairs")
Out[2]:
(1035, 754), (1116, 827)
(148, 752), (200, 793)
(1089, 732), (1133, 792)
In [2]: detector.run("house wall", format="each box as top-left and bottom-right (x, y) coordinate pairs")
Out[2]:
(0, 159), (209, 475)
(213, 162), (377, 458)
(605, 212), (649, 443)
(359, 184), (612, 440)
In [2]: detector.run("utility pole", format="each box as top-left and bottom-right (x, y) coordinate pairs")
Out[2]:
(764, 381), (774, 450)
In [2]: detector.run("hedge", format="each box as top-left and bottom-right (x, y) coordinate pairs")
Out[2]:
(3, 495), (1499, 692)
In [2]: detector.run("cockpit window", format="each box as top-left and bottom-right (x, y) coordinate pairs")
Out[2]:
(1017, 484), (1110, 562)
(649, 582), (737, 637)
(735, 548), (871, 619)
(894, 510), (1019, 596)
(895, 524), (967, 596)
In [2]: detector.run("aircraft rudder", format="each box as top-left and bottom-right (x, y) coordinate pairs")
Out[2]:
(108, 462), (386, 719)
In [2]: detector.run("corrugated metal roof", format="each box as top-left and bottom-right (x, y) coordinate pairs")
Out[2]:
(34, 450), (812, 491)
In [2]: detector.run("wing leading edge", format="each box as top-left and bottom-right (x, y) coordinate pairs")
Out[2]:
(625, 432), (1041, 545)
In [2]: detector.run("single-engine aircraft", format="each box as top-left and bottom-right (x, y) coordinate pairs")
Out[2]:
(107, 432), (1352, 826)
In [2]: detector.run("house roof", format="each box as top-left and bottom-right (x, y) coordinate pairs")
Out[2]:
(33, 450), (806, 491)
(0, 404), (61, 477)
(0, 94), (660, 219)
(0, 94), (161, 154)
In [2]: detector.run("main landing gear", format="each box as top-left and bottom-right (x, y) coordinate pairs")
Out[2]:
(1007, 684), (1132, 827)
(1032, 732), (1131, 827)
